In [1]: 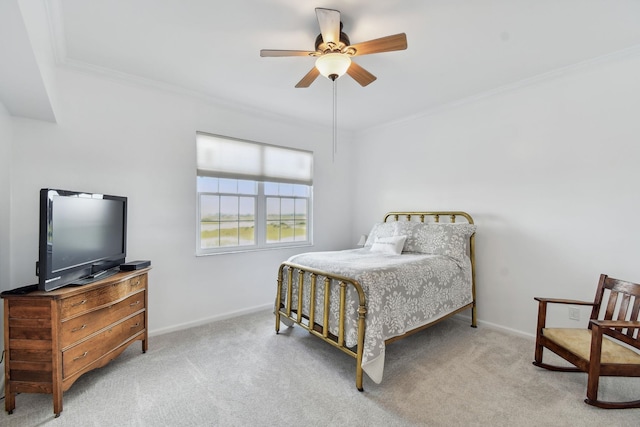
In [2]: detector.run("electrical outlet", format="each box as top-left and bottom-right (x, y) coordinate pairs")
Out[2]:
(568, 307), (580, 321)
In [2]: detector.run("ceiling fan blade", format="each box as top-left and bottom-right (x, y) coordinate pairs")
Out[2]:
(315, 8), (340, 45)
(348, 33), (408, 56)
(295, 67), (320, 88)
(346, 61), (377, 87)
(260, 49), (316, 57)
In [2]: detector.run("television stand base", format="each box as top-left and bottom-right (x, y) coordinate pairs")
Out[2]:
(70, 268), (119, 286)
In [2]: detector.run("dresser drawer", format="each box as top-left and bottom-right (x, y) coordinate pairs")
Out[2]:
(61, 275), (147, 319)
(60, 292), (146, 348)
(62, 312), (145, 379)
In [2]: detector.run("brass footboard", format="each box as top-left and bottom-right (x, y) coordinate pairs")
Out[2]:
(275, 261), (367, 391)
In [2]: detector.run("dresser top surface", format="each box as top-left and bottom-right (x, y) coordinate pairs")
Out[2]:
(1, 267), (150, 300)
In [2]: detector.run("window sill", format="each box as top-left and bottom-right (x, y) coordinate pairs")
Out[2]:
(196, 243), (313, 257)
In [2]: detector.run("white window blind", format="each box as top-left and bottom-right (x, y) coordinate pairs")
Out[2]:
(196, 132), (313, 185)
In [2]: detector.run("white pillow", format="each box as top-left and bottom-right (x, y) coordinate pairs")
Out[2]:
(370, 235), (407, 255)
(364, 222), (396, 247)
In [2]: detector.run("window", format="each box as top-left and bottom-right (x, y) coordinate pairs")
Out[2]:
(196, 132), (313, 254)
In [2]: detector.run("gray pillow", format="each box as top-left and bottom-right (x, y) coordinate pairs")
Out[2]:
(403, 223), (476, 264)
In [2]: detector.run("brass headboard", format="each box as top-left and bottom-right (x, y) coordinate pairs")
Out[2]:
(383, 211), (474, 224)
(382, 211), (477, 328)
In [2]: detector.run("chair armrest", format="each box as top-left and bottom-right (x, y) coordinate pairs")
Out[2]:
(534, 297), (594, 306)
(590, 320), (640, 329)
(534, 298), (595, 332)
(590, 320), (640, 351)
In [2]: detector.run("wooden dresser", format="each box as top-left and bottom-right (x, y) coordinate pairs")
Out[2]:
(2, 268), (150, 417)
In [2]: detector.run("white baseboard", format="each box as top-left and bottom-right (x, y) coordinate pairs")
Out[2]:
(454, 313), (535, 340)
(149, 306), (536, 342)
(149, 303), (273, 337)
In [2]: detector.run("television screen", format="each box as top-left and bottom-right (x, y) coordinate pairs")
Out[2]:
(38, 189), (127, 291)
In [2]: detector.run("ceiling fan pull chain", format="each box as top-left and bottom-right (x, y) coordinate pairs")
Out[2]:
(333, 78), (338, 162)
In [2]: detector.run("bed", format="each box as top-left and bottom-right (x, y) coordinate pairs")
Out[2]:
(275, 211), (477, 390)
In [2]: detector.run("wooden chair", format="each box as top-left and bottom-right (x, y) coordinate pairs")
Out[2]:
(533, 274), (640, 409)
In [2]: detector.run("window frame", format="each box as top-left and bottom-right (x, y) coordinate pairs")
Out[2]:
(196, 133), (313, 256)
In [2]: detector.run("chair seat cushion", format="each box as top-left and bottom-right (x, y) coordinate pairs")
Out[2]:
(543, 328), (640, 364)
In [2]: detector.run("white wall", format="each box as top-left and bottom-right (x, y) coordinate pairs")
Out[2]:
(0, 101), (12, 396)
(352, 51), (640, 336)
(10, 67), (354, 334)
(0, 101), (12, 292)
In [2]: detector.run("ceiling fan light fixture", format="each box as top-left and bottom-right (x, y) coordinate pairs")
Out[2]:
(315, 53), (351, 81)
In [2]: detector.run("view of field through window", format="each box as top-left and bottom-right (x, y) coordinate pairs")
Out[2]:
(198, 177), (309, 249)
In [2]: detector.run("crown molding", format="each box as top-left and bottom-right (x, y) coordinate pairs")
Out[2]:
(360, 44), (640, 136)
(44, 0), (66, 65)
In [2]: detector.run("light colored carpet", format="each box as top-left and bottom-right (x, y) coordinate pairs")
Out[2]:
(1, 310), (639, 426)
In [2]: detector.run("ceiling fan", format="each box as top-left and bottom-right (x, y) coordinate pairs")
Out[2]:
(260, 7), (408, 88)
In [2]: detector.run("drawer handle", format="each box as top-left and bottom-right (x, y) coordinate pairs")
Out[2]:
(131, 280), (142, 287)
(71, 300), (87, 307)
(73, 351), (89, 361)
(130, 322), (140, 329)
(71, 324), (87, 332)
(130, 300), (140, 307)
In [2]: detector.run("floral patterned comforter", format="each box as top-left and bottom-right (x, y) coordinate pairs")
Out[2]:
(281, 248), (473, 384)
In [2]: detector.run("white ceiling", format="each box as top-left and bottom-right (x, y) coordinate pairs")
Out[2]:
(15, 0), (640, 130)
(0, 0), (55, 121)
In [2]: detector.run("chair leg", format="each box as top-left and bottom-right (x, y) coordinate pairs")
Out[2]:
(582, 324), (640, 409)
(586, 324), (603, 405)
(532, 301), (582, 372)
(534, 300), (547, 364)
(585, 368), (601, 405)
(534, 338), (544, 364)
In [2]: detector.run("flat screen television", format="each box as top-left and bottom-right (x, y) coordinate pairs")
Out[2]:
(37, 188), (127, 291)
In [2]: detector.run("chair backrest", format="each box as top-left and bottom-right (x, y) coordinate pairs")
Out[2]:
(590, 274), (640, 347)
